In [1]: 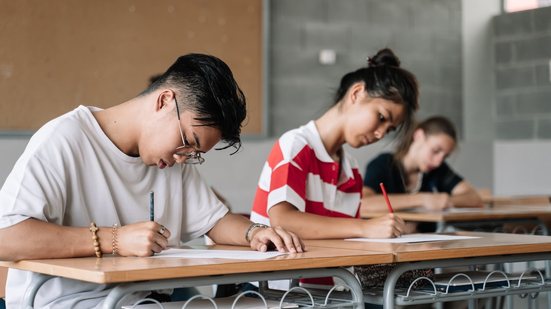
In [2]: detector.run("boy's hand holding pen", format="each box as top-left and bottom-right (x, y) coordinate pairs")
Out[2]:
(109, 191), (170, 257)
(147, 191), (170, 255)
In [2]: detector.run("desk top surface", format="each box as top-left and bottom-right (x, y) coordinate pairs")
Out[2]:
(360, 205), (551, 222)
(0, 245), (391, 284)
(305, 232), (551, 262)
(4, 232), (550, 284)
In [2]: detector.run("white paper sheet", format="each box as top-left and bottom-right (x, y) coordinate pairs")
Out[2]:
(150, 248), (286, 260)
(345, 233), (479, 243)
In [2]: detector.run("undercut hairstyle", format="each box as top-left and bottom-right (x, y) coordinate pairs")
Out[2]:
(333, 48), (419, 138)
(142, 54), (247, 153)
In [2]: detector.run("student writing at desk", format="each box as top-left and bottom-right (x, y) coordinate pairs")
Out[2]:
(362, 116), (483, 225)
(251, 48), (418, 240)
(251, 49), (418, 295)
(0, 54), (303, 309)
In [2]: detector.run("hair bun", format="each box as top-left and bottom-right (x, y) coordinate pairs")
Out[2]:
(367, 48), (401, 68)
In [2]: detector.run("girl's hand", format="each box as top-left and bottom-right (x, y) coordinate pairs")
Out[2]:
(362, 214), (405, 238)
(249, 225), (305, 253)
(116, 221), (171, 256)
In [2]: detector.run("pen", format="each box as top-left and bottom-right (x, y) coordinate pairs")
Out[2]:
(149, 191), (154, 221)
(379, 182), (394, 213)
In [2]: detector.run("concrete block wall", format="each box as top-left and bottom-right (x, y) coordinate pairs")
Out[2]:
(492, 6), (551, 196)
(268, 0), (464, 137)
(493, 6), (551, 140)
(0, 0), (482, 214)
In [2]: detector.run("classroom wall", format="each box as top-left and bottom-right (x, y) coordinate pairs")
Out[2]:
(493, 6), (551, 140)
(491, 6), (551, 196)
(0, 0), (491, 215)
(0, 138), (28, 188)
(268, 0), (464, 137)
(462, 0), (498, 142)
(494, 141), (551, 195)
(180, 0), (489, 212)
(2, 1), (550, 215)
(0, 0), (264, 134)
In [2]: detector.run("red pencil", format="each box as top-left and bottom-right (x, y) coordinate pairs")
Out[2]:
(379, 182), (394, 213)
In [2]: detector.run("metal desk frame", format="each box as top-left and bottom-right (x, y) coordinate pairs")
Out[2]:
(382, 252), (551, 309)
(22, 267), (365, 309)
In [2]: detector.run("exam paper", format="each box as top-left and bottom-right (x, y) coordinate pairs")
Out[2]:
(345, 233), (479, 243)
(150, 248), (285, 260)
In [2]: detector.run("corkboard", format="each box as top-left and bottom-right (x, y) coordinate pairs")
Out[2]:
(0, 0), (263, 134)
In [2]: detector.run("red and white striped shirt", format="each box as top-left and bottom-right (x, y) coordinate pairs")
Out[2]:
(251, 121), (363, 225)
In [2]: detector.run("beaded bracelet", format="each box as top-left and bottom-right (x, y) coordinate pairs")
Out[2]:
(245, 223), (269, 243)
(89, 222), (102, 258)
(112, 224), (119, 256)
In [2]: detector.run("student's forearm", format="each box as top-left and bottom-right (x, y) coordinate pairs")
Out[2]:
(0, 218), (112, 261)
(450, 192), (483, 207)
(362, 194), (425, 211)
(269, 207), (366, 239)
(449, 181), (484, 208)
(207, 213), (252, 246)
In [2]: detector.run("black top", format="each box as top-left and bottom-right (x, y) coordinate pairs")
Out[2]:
(363, 153), (464, 233)
(363, 153), (463, 194)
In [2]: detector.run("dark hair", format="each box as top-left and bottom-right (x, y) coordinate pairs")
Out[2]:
(394, 116), (457, 160)
(333, 48), (419, 137)
(142, 54), (247, 153)
(148, 74), (163, 85)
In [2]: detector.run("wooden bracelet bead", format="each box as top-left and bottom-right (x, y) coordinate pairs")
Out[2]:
(89, 222), (102, 258)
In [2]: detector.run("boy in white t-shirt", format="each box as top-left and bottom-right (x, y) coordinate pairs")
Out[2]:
(0, 53), (303, 308)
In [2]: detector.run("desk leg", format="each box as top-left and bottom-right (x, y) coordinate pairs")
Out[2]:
(22, 273), (52, 309)
(103, 267), (364, 309)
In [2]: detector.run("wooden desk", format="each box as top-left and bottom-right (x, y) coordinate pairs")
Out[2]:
(308, 232), (551, 261)
(484, 195), (550, 206)
(0, 266), (5, 298)
(361, 205), (551, 233)
(7, 235), (551, 308)
(476, 188), (550, 206)
(307, 232), (551, 308)
(1, 245), (392, 308)
(361, 205), (551, 223)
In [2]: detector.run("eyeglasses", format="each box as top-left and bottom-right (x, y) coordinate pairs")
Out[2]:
(174, 95), (205, 165)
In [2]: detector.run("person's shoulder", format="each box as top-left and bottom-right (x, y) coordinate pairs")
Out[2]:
(280, 122), (311, 140)
(269, 122), (320, 165)
(369, 152), (394, 165)
(278, 123), (314, 150)
(13, 106), (93, 169)
(428, 161), (462, 182)
(29, 106), (97, 151)
(431, 161), (455, 174)
(45, 106), (94, 139)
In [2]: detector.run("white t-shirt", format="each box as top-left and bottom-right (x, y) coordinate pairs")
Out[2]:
(0, 106), (229, 308)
